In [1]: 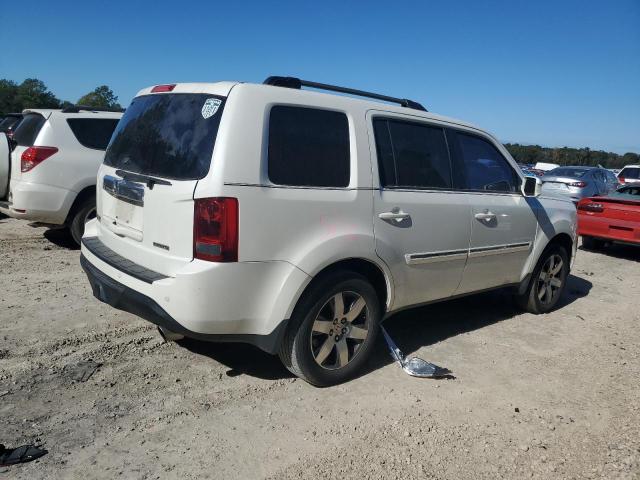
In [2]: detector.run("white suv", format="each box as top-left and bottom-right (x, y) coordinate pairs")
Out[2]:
(80, 77), (577, 386)
(0, 106), (123, 244)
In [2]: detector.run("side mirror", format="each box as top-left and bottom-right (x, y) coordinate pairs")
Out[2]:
(522, 176), (542, 197)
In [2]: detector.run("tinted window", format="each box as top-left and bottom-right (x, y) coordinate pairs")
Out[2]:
(0, 115), (22, 132)
(13, 113), (46, 146)
(383, 120), (451, 189)
(453, 132), (518, 192)
(372, 119), (396, 186)
(268, 106), (350, 187)
(67, 118), (120, 150)
(620, 167), (640, 179)
(104, 94), (225, 180)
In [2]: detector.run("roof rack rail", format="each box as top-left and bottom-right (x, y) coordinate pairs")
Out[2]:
(263, 76), (427, 111)
(61, 104), (125, 113)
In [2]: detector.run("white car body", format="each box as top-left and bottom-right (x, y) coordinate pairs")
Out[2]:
(618, 165), (640, 186)
(80, 79), (577, 378)
(0, 108), (122, 227)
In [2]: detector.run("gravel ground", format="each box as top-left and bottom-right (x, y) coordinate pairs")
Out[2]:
(1, 215), (639, 479)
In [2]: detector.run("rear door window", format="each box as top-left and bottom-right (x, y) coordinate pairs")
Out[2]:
(620, 167), (640, 179)
(104, 94), (226, 180)
(373, 118), (452, 189)
(449, 130), (519, 193)
(67, 118), (120, 150)
(13, 113), (46, 146)
(268, 106), (350, 187)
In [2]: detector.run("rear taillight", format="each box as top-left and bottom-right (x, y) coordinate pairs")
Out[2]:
(578, 202), (604, 213)
(151, 84), (176, 93)
(618, 177), (625, 184)
(194, 197), (238, 262)
(21, 146), (58, 172)
(568, 181), (587, 188)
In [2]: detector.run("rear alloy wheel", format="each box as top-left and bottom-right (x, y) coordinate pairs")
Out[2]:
(279, 272), (380, 387)
(69, 197), (96, 246)
(516, 244), (569, 314)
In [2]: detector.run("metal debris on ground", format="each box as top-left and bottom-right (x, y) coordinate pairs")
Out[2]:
(0, 444), (48, 466)
(381, 325), (453, 378)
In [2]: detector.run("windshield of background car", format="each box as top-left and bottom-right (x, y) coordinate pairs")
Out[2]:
(104, 93), (226, 180)
(548, 168), (589, 178)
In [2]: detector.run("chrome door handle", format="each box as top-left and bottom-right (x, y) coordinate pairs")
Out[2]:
(474, 212), (496, 221)
(379, 211), (410, 222)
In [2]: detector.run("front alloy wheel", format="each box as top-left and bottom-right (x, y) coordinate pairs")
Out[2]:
(516, 244), (569, 314)
(535, 253), (564, 306)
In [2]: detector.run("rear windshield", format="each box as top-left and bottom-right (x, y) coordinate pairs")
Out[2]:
(0, 116), (22, 132)
(104, 94), (225, 180)
(620, 167), (640, 179)
(13, 113), (46, 146)
(548, 168), (589, 178)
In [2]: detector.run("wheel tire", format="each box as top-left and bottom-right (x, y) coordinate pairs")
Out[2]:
(279, 271), (381, 387)
(69, 197), (96, 246)
(582, 236), (605, 250)
(515, 244), (569, 314)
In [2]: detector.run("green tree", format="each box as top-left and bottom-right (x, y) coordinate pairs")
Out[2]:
(0, 79), (20, 114)
(77, 85), (121, 109)
(15, 78), (61, 110)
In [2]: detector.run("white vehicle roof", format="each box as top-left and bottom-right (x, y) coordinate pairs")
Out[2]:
(134, 80), (489, 138)
(22, 108), (123, 119)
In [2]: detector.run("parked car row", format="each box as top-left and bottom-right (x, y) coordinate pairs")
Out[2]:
(0, 106), (123, 244)
(1, 76), (637, 386)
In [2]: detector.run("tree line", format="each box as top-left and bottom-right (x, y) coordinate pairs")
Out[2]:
(1, 78), (638, 169)
(0, 78), (121, 114)
(504, 143), (638, 170)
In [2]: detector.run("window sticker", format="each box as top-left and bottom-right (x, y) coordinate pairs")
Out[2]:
(201, 98), (222, 119)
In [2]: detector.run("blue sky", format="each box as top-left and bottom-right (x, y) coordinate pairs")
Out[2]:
(2, 0), (638, 153)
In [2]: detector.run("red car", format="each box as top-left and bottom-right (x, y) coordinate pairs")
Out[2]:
(577, 185), (640, 249)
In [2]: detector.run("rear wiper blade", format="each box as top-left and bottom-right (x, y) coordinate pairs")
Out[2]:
(115, 170), (172, 189)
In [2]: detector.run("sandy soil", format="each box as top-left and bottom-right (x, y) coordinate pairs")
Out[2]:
(1, 215), (639, 479)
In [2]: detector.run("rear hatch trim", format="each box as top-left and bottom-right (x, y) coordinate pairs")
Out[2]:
(82, 236), (169, 284)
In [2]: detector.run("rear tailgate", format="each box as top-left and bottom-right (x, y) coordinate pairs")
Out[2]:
(92, 84), (231, 277)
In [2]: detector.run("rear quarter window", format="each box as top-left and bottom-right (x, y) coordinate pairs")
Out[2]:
(13, 113), (46, 146)
(268, 106), (350, 188)
(67, 118), (120, 150)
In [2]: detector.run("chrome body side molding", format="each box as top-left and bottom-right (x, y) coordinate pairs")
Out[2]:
(405, 242), (531, 265)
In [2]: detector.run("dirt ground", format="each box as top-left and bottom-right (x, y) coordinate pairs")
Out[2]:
(1, 215), (638, 480)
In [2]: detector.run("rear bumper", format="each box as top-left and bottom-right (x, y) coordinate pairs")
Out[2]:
(0, 179), (75, 224)
(80, 255), (288, 353)
(578, 216), (640, 245)
(80, 234), (311, 354)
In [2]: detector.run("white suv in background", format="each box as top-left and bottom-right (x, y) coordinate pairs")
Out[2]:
(80, 77), (577, 386)
(0, 106), (123, 244)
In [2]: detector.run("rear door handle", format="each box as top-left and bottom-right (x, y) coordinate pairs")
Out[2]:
(474, 211), (496, 221)
(379, 210), (411, 222)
